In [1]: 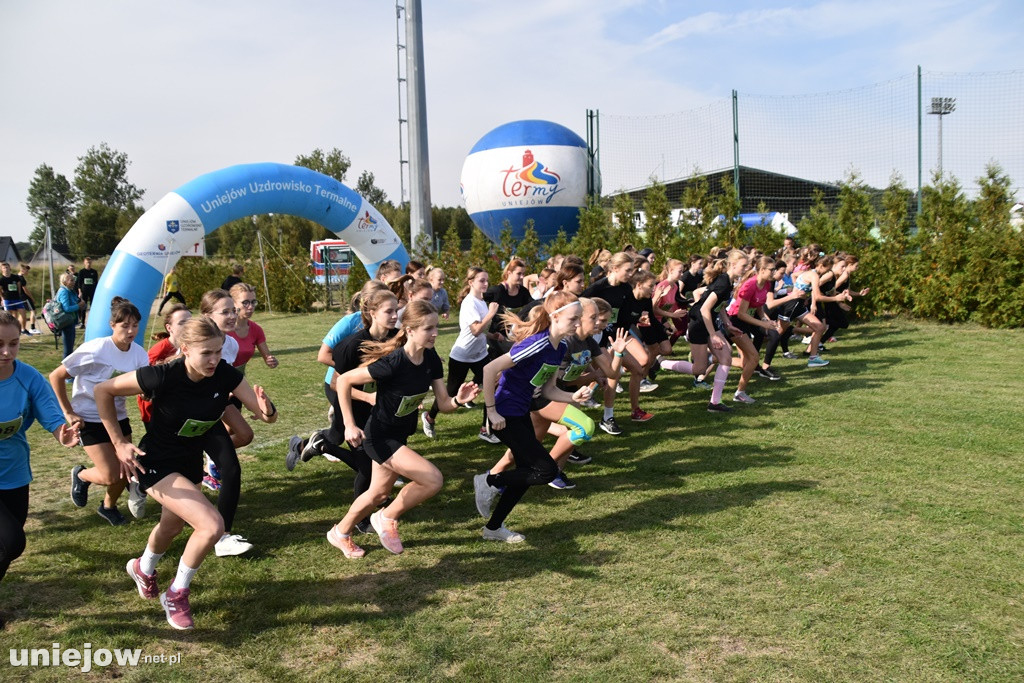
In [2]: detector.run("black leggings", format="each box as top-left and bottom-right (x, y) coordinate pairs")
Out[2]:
(428, 356), (487, 421)
(486, 414), (559, 530)
(0, 485), (30, 583)
(324, 383), (372, 501)
(204, 427), (241, 533)
(158, 291), (186, 313)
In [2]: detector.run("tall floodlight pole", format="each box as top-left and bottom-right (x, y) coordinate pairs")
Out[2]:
(928, 97), (956, 178)
(405, 0), (433, 251)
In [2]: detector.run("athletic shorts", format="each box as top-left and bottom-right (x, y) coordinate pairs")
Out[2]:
(638, 320), (668, 345)
(362, 422), (409, 465)
(135, 453), (204, 493)
(776, 299), (809, 323)
(686, 312), (724, 345)
(530, 395), (551, 412)
(1, 299), (28, 311)
(79, 418), (131, 447)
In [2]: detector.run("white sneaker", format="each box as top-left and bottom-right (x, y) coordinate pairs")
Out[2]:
(421, 411), (436, 439)
(639, 379), (658, 393)
(214, 533), (253, 557)
(478, 428), (501, 445)
(473, 473), (499, 518)
(733, 390), (756, 404)
(482, 524), (525, 543)
(614, 383), (623, 394)
(127, 479), (147, 519)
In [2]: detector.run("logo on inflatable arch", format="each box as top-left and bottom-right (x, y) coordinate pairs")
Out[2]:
(500, 149), (564, 206)
(85, 163), (410, 343)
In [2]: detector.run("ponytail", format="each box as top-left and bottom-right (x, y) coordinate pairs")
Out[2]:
(359, 300), (438, 365)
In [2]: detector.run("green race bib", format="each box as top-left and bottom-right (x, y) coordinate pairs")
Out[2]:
(177, 416), (221, 438)
(0, 416), (24, 440)
(530, 363), (560, 388)
(395, 391), (429, 418)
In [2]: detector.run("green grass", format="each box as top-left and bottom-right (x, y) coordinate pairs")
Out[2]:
(3, 316), (1023, 681)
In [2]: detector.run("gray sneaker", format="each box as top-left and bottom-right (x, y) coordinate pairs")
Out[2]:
(127, 480), (147, 519)
(473, 473), (499, 518)
(285, 435), (303, 471)
(482, 525), (525, 544)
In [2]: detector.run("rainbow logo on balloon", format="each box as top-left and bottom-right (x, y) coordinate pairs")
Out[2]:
(517, 150), (561, 185)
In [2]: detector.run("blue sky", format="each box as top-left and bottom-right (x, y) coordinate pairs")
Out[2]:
(2, 0), (1022, 244)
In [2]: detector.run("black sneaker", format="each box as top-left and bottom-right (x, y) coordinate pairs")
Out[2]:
(598, 417), (623, 436)
(756, 366), (782, 381)
(300, 430), (326, 462)
(567, 450), (592, 465)
(285, 435), (303, 471)
(70, 465), (90, 507)
(355, 518), (372, 534)
(97, 504), (127, 526)
(707, 402), (733, 413)
(559, 471), (577, 489)
(648, 363), (660, 382)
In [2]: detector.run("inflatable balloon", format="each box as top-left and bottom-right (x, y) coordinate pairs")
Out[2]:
(85, 163), (408, 342)
(460, 120), (593, 244)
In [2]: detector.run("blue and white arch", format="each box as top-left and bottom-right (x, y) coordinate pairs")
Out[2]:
(460, 120), (593, 244)
(85, 162), (408, 342)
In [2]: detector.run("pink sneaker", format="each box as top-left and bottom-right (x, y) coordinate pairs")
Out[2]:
(126, 558), (158, 599)
(370, 511), (404, 554)
(327, 525), (365, 558)
(160, 587), (194, 630)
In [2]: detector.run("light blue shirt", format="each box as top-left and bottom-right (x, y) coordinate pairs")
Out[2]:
(322, 312), (363, 385)
(0, 361), (66, 489)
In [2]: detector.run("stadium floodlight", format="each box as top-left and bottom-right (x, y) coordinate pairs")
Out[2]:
(927, 97), (956, 178)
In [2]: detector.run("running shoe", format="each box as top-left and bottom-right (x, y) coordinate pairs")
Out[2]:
(201, 475), (221, 492)
(827, 337), (837, 343)
(285, 435), (303, 471)
(70, 465), (89, 507)
(599, 417), (623, 435)
(818, 344), (828, 353)
(127, 480), (147, 519)
(300, 430), (326, 462)
(547, 473), (575, 490)
(648, 361), (661, 381)
(355, 518), (372, 534)
(97, 504), (127, 526)
(482, 525), (525, 544)
(580, 397), (601, 409)
(126, 558), (159, 599)
(692, 378), (711, 390)
(630, 408), (654, 422)
(733, 390), (756, 404)
(214, 533), (253, 557)
(707, 402), (733, 413)
(206, 456), (221, 481)
(370, 511), (403, 554)
(782, 351), (799, 360)
(473, 473), (499, 518)
(478, 427), (501, 444)
(28, 328), (42, 336)
(639, 379), (659, 393)
(755, 367), (776, 381)
(464, 401), (477, 409)
(807, 355), (830, 368)
(615, 383), (624, 394)
(160, 587), (194, 630)
(801, 335), (812, 344)
(421, 411), (436, 439)
(327, 525), (365, 558)
(567, 450), (592, 465)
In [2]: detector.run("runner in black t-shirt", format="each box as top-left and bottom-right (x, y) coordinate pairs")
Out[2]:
(483, 258), (533, 356)
(77, 257), (99, 327)
(581, 252), (651, 431)
(660, 251), (749, 413)
(94, 318), (277, 631)
(328, 300), (479, 559)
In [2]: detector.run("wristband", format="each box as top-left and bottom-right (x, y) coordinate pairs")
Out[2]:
(453, 398), (463, 408)
(485, 404), (495, 409)
(614, 351), (624, 357)
(266, 402), (277, 418)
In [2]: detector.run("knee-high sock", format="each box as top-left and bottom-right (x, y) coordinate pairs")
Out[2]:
(660, 359), (694, 375)
(711, 364), (730, 404)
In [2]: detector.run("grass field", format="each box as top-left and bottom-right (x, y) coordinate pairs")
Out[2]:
(2, 314), (1022, 681)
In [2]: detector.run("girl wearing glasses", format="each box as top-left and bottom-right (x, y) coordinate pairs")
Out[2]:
(227, 284), (278, 372)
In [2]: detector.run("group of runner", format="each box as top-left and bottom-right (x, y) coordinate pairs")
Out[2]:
(1, 242), (867, 631)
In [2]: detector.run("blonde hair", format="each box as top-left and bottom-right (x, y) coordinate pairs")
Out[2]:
(178, 317), (225, 348)
(60, 272), (75, 288)
(502, 291), (579, 343)
(590, 296), (612, 318)
(658, 258), (683, 281)
(359, 289), (399, 328)
(229, 283), (256, 299)
(348, 279), (389, 313)
(359, 299), (438, 365)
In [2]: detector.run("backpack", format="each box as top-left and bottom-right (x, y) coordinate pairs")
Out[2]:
(42, 298), (77, 333)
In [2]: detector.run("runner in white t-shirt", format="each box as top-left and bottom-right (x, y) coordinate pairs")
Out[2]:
(49, 297), (149, 525)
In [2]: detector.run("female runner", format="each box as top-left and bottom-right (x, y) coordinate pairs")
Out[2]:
(51, 297), (150, 523)
(95, 317), (276, 630)
(472, 292), (591, 543)
(329, 300), (478, 557)
(0, 311), (78, 627)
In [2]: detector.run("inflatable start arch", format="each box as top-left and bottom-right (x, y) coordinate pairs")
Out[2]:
(85, 163), (409, 342)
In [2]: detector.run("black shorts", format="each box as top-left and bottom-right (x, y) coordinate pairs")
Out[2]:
(686, 313), (723, 345)
(80, 418), (131, 447)
(530, 395), (551, 412)
(228, 396), (243, 410)
(776, 299), (809, 323)
(362, 422), (409, 465)
(638, 320), (668, 345)
(135, 453), (204, 493)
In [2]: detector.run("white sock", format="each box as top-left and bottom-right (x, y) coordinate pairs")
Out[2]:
(603, 407), (614, 421)
(140, 547), (163, 576)
(169, 559), (198, 592)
